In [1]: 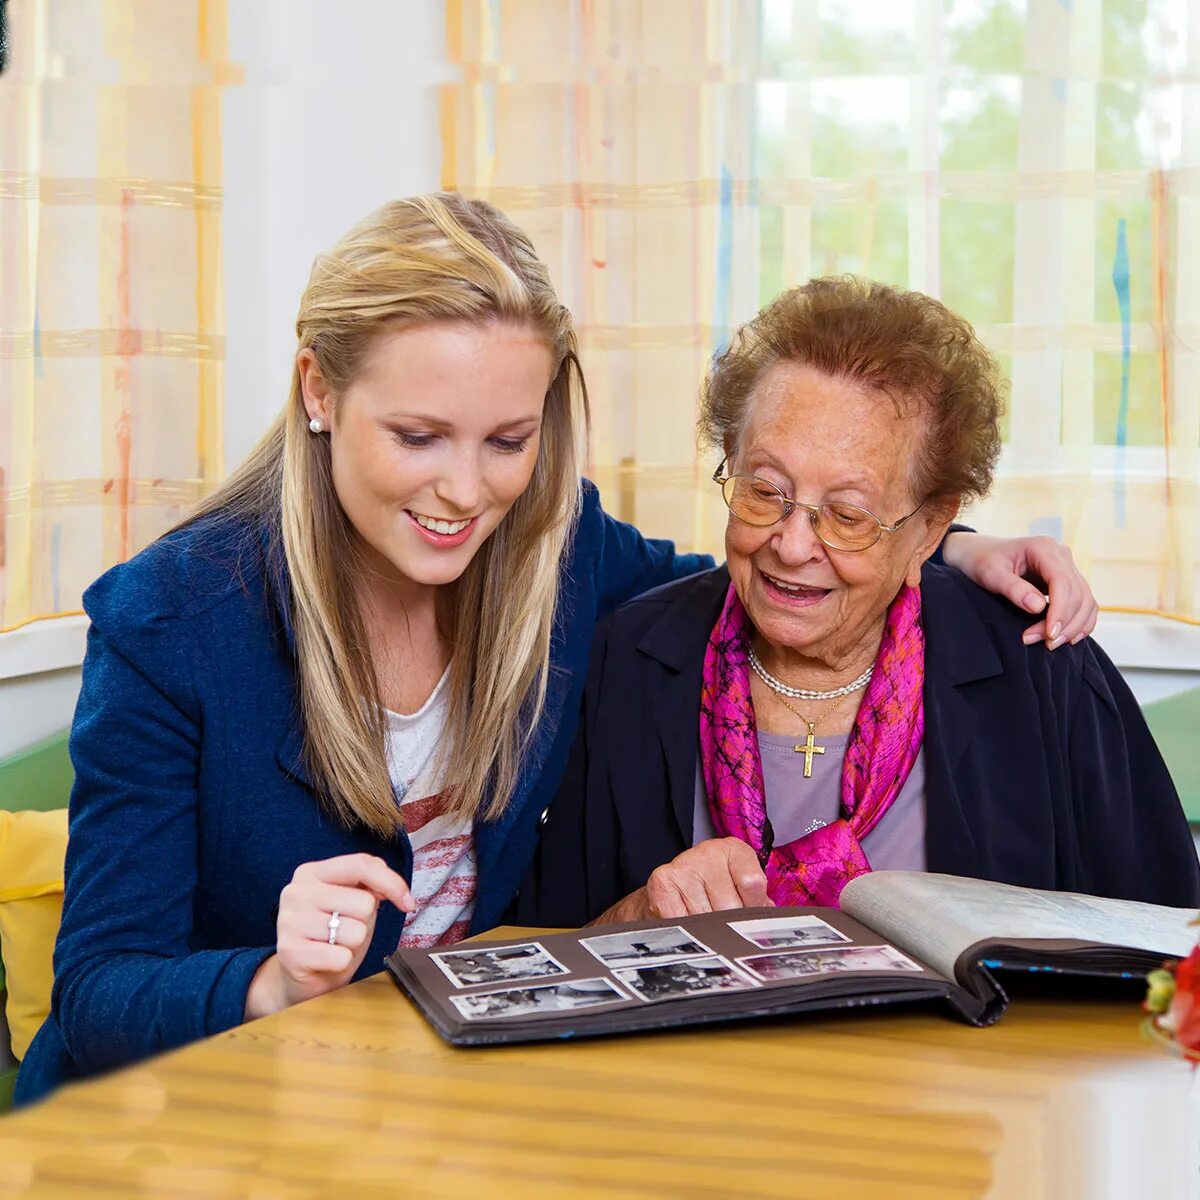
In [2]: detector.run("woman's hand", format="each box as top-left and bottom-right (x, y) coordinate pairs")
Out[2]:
(942, 532), (1099, 649)
(246, 853), (416, 1020)
(593, 838), (772, 924)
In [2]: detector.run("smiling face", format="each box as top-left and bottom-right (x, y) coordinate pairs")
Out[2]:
(725, 361), (953, 674)
(299, 319), (554, 594)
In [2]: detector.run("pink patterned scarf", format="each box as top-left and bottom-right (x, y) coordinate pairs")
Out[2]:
(699, 582), (925, 907)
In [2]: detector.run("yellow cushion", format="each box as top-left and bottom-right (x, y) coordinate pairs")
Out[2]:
(0, 809), (68, 1060)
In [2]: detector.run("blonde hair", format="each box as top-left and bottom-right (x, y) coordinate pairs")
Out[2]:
(186, 194), (588, 834)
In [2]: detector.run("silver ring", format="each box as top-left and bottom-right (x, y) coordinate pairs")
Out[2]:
(327, 911), (341, 945)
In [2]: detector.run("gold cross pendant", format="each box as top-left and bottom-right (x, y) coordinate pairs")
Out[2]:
(794, 723), (825, 778)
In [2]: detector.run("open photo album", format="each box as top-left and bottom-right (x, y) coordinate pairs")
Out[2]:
(385, 871), (1197, 1047)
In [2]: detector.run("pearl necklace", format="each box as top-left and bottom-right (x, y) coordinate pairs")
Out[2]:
(746, 644), (874, 702)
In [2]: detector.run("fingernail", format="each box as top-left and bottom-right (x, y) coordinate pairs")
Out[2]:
(1050, 622), (1062, 639)
(1049, 635), (1065, 650)
(1024, 593), (1045, 613)
(1022, 630), (1041, 645)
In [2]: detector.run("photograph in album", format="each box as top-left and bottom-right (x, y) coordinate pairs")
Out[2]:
(431, 942), (567, 989)
(581, 926), (715, 969)
(450, 978), (627, 1021)
(614, 956), (758, 1003)
(739, 944), (922, 983)
(729, 915), (850, 950)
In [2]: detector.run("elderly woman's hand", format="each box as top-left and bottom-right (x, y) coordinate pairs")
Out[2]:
(942, 531), (1099, 649)
(591, 838), (773, 924)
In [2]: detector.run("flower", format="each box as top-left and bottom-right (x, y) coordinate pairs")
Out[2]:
(1168, 945), (1200, 1057)
(1145, 921), (1200, 1063)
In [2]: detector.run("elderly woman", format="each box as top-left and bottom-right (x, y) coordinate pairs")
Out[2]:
(518, 277), (1200, 925)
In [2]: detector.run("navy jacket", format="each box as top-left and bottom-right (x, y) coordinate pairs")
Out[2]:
(515, 565), (1200, 926)
(16, 483), (709, 1103)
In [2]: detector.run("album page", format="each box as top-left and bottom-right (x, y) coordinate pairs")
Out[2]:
(387, 905), (955, 1047)
(840, 870), (1197, 999)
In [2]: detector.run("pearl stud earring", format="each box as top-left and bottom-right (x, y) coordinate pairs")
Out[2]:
(308, 418), (325, 434)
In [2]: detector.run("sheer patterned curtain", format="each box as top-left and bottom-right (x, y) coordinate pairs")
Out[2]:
(0, 0), (228, 632)
(443, 0), (1200, 622)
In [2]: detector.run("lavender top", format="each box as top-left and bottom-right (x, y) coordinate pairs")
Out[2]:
(693, 731), (926, 870)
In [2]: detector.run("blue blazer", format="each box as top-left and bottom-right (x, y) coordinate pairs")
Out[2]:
(514, 565), (1200, 926)
(16, 483), (710, 1103)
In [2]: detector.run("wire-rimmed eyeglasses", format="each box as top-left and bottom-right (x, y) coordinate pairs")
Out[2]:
(712, 457), (924, 553)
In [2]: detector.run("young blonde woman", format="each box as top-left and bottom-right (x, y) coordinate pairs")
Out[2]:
(16, 194), (1097, 1102)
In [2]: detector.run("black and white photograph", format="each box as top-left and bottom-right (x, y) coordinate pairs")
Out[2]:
(431, 942), (568, 989)
(580, 925), (715, 970)
(449, 978), (628, 1021)
(729, 915), (851, 951)
(613, 955), (759, 1004)
(740, 944), (924, 983)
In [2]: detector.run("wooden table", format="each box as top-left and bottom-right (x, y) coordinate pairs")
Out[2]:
(0, 933), (1195, 1200)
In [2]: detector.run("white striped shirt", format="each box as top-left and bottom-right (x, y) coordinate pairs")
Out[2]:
(385, 670), (475, 949)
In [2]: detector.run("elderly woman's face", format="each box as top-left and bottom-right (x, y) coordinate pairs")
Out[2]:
(725, 362), (951, 669)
